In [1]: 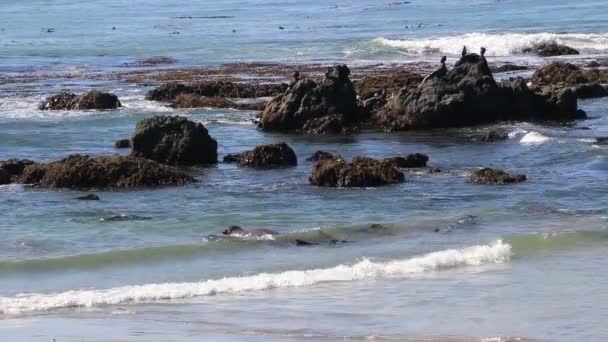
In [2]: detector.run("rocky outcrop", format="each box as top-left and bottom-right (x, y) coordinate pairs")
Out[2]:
(0, 159), (36, 184)
(15, 155), (194, 188)
(383, 153), (429, 168)
(259, 65), (361, 133)
(223, 143), (297, 168)
(522, 42), (579, 57)
(309, 156), (404, 187)
(171, 94), (267, 110)
(39, 91), (121, 110)
(469, 168), (527, 184)
(355, 71), (422, 100)
(131, 116), (218, 166)
(114, 139), (131, 149)
(379, 53), (585, 130)
(145, 81), (288, 101)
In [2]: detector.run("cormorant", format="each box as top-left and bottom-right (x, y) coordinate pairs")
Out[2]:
(480, 47), (486, 57)
(461, 46), (467, 57)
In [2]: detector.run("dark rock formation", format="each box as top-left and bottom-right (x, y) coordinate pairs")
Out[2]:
(570, 83), (608, 99)
(522, 42), (580, 57)
(469, 168), (527, 184)
(39, 91), (121, 110)
(259, 65), (360, 132)
(223, 143), (297, 168)
(145, 81), (288, 101)
(378, 53), (584, 131)
(309, 156), (404, 187)
(306, 151), (335, 162)
(16, 155), (194, 188)
(76, 194), (100, 200)
(131, 116), (218, 165)
(490, 64), (529, 73)
(383, 153), (429, 168)
(171, 93), (267, 110)
(114, 139), (131, 149)
(0, 159), (36, 184)
(480, 130), (508, 142)
(301, 114), (358, 134)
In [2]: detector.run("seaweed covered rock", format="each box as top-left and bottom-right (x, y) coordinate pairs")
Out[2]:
(309, 156), (404, 187)
(259, 65), (360, 132)
(16, 155), (194, 188)
(145, 81), (287, 101)
(379, 53), (584, 130)
(469, 168), (527, 185)
(306, 151), (335, 162)
(0, 159), (36, 184)
(131, 116), (218, 165)
(522, 42), (579, 57)
(531, 62), (608, 86)
(355, 71), (423, 100)
(383, 153), (429, 168)
(39, 91), (121, 110)
(223, 143), (297, 168)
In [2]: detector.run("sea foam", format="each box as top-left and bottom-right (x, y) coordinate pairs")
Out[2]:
(0, 241), (510, 315)
(372, 32), (608, 56)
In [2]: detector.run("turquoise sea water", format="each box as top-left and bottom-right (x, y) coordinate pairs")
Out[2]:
(2, 1), (608, 341)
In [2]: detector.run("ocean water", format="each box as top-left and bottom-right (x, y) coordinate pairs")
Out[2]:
(2, 0), (608, 341)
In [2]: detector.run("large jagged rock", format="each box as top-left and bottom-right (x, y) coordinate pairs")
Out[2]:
(355, 71), (423, 100)
(39, 91), (121, 110)
(469, 168), (527, 185)
(131, 116), (218, 166)
(259, 65), (360, 133)
(379, 53), (584, 130)
(15, 155), (194, 188)
(145, 81), (287, 101)
(172, 94), (267, 110)
(223, 143), (297, 168)
(522, 42), (579, 57)
(309, 156), (404, 187)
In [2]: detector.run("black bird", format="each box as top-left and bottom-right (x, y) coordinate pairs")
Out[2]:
(440, 56), (447, 65)
(293, 71), (300, 82)
(480, 47), (486, 57)
(461, 46), (467, 57)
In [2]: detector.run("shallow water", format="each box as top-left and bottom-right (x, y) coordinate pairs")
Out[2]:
(2, 1), (608, 341)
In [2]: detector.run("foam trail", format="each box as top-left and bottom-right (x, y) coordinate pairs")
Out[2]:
(0, 241), (510, 315)
(372, 32), (608, 56)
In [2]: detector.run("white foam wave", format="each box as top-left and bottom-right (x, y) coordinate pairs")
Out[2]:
(0, 241), (510, 315)
(519, 131), (554, 145)
(372, 32), (608, 57)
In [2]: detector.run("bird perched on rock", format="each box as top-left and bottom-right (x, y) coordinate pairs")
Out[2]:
(480, 47), (486, 57)
(461, 46), (467, 57)
(422, 56), (448, 83)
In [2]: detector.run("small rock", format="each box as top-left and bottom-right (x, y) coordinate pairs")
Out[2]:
(480, 130), (508, 142)
(470, 168), (527, 185)
(114, 139), (131, 149)
(306, 151), (335, 162)
(309, 156), (404, 187)
(223, 143), (297, 168)
(76, 194), (100, 200)
(522, 42), (579, 57)
(383, 153), (429, 168)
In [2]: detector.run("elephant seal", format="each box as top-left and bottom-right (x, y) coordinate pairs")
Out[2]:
(222, 225), (279, 238)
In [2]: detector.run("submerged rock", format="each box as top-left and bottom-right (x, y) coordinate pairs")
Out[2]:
(223, 143), (297, 168)
(379, 53), (584, 130)
(114, 139), (131, 149)
(383, 153), (429, 168)
(469, 168), (527, 185)
(39, 91), (121, 110)
(131, 116), (218, 166)
(76, 194), (100, 200)
(480, 130), (508, 142)
(16, 154), (195, 188)
(522, 42), (579, 57)
(171, 93), (267, 110)
(145, 81), (287, 101)
(259, 65), (361, 133)
(306, 151), (335, 162)
(309, 156), (404, 187)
